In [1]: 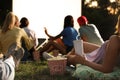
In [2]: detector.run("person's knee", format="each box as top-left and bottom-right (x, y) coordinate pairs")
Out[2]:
(109, 35), (120, 47)
(110, 35), (119, 42)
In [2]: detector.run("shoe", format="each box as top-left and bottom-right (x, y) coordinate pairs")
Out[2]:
(7, 43), (24, 68)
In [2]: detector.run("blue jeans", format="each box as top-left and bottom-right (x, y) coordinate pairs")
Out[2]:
(0, 56), (15, 80)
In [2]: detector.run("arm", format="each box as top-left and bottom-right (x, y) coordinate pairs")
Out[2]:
(44, 27), (62, 40)
(79, 28), (88, 41)
(81, 34), (88, 41)
(34, 32), (39, 47)
(21, 29), (34, 50)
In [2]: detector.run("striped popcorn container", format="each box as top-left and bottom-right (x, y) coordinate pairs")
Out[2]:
(47, 57), (67, 75)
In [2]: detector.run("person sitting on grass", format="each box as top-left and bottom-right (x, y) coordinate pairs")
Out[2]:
(39, 15), (78, 57)
(0, 12), (34, 80)
(20, 17), (38, 61)
(66, 15), (120, 73)
(77, 16), (104, 45)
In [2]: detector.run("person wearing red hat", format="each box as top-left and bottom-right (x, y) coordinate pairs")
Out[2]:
(77, 16), (104, 45)
(66, 15), (120, 73)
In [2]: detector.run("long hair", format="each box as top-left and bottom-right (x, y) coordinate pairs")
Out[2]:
(63, 15), (74, 28)
(20, 17), (29, 28)
(2, 12), (15, 33)
(15, 15), (19, 27)
(115, 15), (120, 35)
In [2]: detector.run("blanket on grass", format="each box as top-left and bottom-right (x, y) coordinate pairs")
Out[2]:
(72, 64), (120, 80)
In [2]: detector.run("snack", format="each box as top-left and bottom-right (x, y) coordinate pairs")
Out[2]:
(73, 40), (84, 56)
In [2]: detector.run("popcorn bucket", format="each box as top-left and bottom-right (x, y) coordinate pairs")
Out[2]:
(47, 57), (67, 75)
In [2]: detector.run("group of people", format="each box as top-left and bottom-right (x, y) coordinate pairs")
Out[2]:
(67, 15), (120, 73)
(39, 14), (120, 74)
(39, 15), (104, 59)
(0, 12), (35, 80)
(0, 11), (119, 80)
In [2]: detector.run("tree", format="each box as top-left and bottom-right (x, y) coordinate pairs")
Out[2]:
(82, 0), (120, 40)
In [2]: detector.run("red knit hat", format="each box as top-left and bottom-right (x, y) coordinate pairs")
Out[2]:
(77, 16), (88, 25)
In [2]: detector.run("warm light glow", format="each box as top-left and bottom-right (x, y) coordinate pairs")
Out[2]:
(107, 6), (118, 14)
(91, 1), (98, 7)
(85, 0), (90, 4)
(110, 0), (116, 2)
(89, 1), (98, 7)
(13, 0), (81, 38)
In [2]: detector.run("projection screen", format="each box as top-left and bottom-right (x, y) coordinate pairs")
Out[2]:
(13, 0), (81, 38)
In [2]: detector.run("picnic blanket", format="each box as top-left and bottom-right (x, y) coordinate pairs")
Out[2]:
(72, 64), (120, 80)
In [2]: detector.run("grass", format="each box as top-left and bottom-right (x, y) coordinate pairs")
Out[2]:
(15, 61), (76, 80)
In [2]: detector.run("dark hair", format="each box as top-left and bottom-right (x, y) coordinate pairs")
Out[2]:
(20, 17), (29, 28)
(63, 15), (74, 28)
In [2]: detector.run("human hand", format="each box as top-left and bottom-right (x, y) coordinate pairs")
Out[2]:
(0, 53), (3, 58)
(66, 54), (86, 65)
(44, 27), (48, 35)
(44, 27), (53, 40)
(75, 54), (86, 65)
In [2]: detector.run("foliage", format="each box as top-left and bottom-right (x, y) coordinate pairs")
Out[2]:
(82, 0), (120, 40)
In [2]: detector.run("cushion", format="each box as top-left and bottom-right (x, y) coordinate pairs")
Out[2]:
(72, 64), (120, 80)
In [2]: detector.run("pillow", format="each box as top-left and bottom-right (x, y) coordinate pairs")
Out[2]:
(72, 64), (120, 80)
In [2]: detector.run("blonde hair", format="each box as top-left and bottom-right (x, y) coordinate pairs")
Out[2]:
(115, 15), (120, 35)
(15, 15), (19, 23)
(15, 15), (20, 27)
(2, 12), (15, 33)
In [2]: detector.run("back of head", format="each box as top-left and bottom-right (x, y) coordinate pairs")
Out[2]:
(20, 17), (29, 28)
(77, 16), (88, 26)
(64, 15), (74, 28)
(2, 12), (15, 33)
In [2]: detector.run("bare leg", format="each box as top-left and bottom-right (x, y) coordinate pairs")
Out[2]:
(39, 41), (66, 54)
(46, 46), (54, 52)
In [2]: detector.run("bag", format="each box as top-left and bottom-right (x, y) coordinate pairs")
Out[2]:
(33, 50), (40, 61)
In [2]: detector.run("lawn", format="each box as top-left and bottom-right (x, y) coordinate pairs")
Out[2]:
(15, 61), (76, 80)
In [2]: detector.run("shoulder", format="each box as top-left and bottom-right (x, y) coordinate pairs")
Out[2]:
(14, 27), (27, 34)
(63, 27), (76, 32)
(25, 27), (35, 32)
(13, 27), (22, 31)
(110, 35), (119, 39)
(87, 24), (97, 28)
(88, 24), (96, 26)
(79, 26), (87, 31)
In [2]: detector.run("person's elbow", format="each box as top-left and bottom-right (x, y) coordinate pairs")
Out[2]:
(101, 67), (113, 73)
